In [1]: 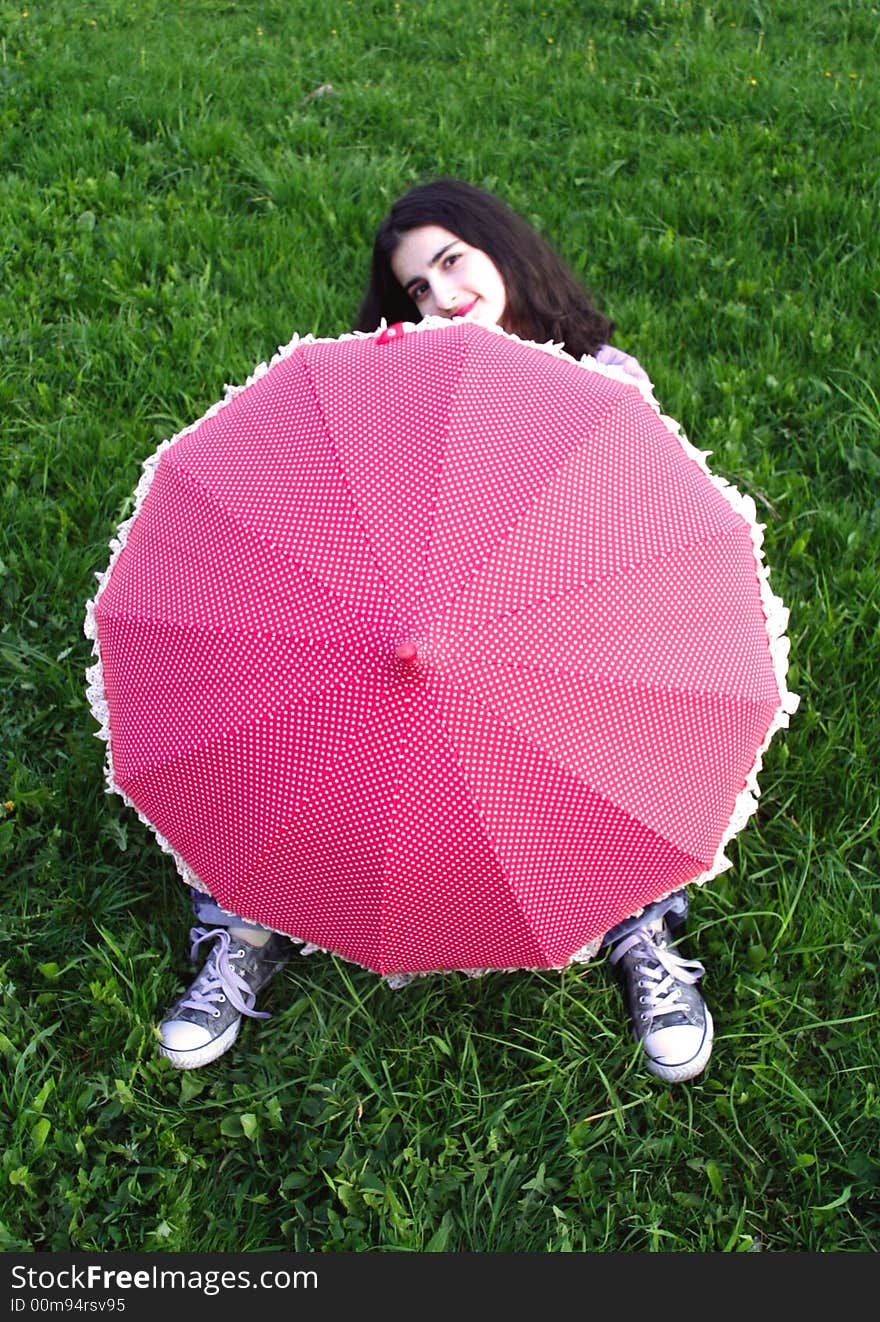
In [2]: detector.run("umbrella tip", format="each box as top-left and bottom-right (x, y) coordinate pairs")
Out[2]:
(394, 640), (419, 665)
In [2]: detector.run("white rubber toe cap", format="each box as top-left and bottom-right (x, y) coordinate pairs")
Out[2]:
(158, 1019), (241, 1070)
(643, 1010), (714, 1084)
(160, 1019), (214, 1051)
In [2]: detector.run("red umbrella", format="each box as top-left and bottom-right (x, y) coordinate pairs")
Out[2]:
(85, 320), (798, 976)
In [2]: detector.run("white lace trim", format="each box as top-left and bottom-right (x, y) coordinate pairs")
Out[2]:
(221, 927), (605, 990)
(84, 317), (799, 978)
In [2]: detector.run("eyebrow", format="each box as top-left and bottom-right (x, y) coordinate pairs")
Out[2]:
(402, 242), (457, 294)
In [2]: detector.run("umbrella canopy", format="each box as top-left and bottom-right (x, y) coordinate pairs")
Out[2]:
(85, 319), (798, 976)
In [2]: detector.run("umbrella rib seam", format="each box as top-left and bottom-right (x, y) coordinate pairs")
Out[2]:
(159, 386), (397, 623)
(420, 395), (751, 635)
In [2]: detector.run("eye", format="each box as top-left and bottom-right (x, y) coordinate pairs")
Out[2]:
(410, 281), (429, 302)
(442, 251), (462, 270)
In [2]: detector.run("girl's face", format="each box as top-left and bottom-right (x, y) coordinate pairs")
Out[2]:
(390, 225), (507, 328)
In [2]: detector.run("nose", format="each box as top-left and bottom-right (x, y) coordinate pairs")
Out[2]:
(427, 273), (458, 317)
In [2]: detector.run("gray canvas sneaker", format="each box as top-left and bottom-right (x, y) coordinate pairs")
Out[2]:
(158, 926), (290, 1070)
(608, 918), (713, 1083)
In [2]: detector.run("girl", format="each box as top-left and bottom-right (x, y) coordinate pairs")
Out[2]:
(157, 178), (712, 1084)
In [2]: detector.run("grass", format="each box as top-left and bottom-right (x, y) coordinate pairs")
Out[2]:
(1, 0), (879, 1253)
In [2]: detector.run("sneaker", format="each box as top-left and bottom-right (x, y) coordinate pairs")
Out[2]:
(157, 926), (290, 1070)
(608, 918), (713, 1083)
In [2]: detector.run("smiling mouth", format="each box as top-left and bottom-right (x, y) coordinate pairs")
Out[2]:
(455, 299), (478, 318)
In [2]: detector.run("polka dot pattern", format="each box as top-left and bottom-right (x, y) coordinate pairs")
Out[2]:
(92, 321), (791, 975)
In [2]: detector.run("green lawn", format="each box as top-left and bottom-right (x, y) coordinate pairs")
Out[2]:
(1, 0), (878, 1252)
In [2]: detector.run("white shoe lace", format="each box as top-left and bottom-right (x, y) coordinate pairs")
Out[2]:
(608, 929), (705, 1027)
(177, 926), (271, 1021)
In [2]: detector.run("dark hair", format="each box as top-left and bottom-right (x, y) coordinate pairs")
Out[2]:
(354, 177), (614, 359)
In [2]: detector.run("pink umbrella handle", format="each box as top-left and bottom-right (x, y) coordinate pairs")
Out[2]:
(377, 322), (406, 344)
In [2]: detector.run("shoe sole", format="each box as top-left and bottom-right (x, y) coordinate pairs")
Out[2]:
(157, 1017), (241, 1070)
(644, 1009), (714, 1084)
